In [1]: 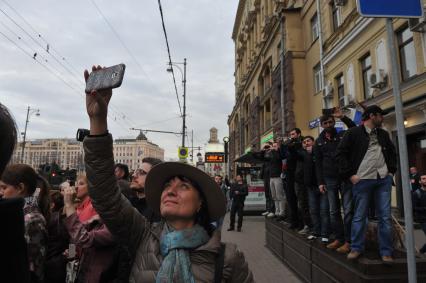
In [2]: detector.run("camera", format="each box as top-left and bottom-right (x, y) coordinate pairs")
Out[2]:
(322, 107), (336, 116)
(76, 128), (90, 142)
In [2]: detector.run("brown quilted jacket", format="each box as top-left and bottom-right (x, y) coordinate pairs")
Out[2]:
(84, 135), (254, 283)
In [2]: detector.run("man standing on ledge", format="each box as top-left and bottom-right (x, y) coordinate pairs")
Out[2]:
(228, 174), (248, 232)
(336, 105), (397, 263)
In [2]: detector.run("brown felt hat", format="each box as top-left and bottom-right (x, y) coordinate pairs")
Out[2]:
(145, 162), (226, 221)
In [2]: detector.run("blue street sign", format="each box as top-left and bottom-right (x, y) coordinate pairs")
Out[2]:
(357, 0), (423, 18)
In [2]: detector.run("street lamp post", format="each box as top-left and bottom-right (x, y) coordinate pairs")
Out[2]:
(167, 58), (187, 148)
(20, 106), (40, 164)
(223, 136), (229, 178)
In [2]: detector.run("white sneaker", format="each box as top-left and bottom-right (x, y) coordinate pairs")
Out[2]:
(307, 235), (317, 240)
(321, 237), (329, 243)
(261, 211), (269, 216)
(298, 225), (310, 235)
(266, 212), (275, 218)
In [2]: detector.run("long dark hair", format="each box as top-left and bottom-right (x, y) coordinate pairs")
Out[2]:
(1, 164), (51, 221)
(0, 103), (17, 175)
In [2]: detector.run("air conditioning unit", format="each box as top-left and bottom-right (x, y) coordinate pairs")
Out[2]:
(409, 7), (426, 32)
(323, 83), (333, 98)
(335, 0), (347, 6)
(369, 69), (388, 89)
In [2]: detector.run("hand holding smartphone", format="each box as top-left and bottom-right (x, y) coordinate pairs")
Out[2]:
(85, 63), (126, 93)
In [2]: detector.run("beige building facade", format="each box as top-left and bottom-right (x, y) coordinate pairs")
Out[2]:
(113, 132), (165, 170)
(12, 139), (84, 170)
(229, 0), (426, 210)
(13, 132), (164, 171)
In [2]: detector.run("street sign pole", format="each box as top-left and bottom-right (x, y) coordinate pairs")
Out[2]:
(385, 18), (417, 283)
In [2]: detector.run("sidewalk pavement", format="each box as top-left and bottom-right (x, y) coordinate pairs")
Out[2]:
(221, 214), (302, 283)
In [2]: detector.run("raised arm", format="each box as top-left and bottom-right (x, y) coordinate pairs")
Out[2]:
(83, 65), (146, 252)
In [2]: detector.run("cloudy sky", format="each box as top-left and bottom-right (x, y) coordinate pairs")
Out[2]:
(0, 0), (238, 160)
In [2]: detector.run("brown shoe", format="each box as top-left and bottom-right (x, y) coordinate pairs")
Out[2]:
(347, 250), (361, 260)
(326, 240), (342, 250)
(336, 242), (351, 254)
(381, 256), (394, 265)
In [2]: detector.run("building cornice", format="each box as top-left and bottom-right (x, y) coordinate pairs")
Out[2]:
(232, 0), (247, 40)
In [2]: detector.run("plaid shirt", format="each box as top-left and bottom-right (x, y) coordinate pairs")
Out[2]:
(23, 197), (47, 283)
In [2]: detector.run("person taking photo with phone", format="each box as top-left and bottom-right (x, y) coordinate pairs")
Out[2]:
(62, 174), (117, 282)
(80, 65), (253, 283)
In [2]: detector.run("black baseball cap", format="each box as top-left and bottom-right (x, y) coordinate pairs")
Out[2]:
(362, 105), (387, 120)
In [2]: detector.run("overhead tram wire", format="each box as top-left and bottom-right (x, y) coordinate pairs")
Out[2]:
(0, 6), (83, 86)
(157, 0), (183, 117)
(88, 0), (172, 128)
(0, 30), (133, 135)
(0, 3), (138, 132)
(0, 1), (152, 135)
(0, 19), (84, 92)
(0, 0), (82, 78)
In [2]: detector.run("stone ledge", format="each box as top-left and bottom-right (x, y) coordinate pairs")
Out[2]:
(265, 218), (426, 283)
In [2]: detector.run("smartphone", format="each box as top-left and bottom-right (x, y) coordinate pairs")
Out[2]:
(85, 63), (126, 93)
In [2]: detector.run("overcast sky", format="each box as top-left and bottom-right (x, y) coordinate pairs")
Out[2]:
(0, 0), (238, 160)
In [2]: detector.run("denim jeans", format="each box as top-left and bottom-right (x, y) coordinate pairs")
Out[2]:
(324, 177), (353, 243)
(308, 187), (330, 238)
(421, 223), (426, 252)
(296, 182), (311, 227)
(351, 175), (393, 256)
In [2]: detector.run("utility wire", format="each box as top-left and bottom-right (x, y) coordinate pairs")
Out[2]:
(0, 29), (133, 135)
(0, 2), (138, 133)
(89, 0), (149, 77)
(1, 0), (82, 78)
(157, 0), (183, 117)
(0, 5), (83, 86)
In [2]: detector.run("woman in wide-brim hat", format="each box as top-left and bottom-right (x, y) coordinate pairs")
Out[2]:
(82, 65), (254, 283)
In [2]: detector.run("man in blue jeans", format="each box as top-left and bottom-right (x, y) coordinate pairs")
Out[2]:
(314, 108), (355, 253)
(336, 105), (397, 263)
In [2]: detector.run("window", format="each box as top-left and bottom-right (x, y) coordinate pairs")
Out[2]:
(313, 64), (323, 93)
(311, 13), (319, 42)
(330, 1), (341, 32)
(397, 26), (417, 81)
(335, 74), (345, 107)
(360, 53), (373, 100)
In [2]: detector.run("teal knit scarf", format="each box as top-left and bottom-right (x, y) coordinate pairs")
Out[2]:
(156, 224), (210, 283)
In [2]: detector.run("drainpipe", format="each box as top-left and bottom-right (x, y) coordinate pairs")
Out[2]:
(279, 9), (286, 137)
(316, 0), (327, 108)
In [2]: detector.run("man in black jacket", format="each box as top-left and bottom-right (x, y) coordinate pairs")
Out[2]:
(413, 174), (426, 253)
(228, 174), (249, 232)
(314, 108), (356, 253)
(336, 105), (396, 263)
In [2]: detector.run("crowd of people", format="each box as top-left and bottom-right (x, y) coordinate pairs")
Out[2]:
(255, 105), (404, 263)
(0, 66), (255, 283)
(1, 65), (426, 282)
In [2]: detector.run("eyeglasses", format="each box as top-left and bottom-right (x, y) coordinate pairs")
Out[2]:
(134, 169), (148, 177)
(322, 120), (334, 125)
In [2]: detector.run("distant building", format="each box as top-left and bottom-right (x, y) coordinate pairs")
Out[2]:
(113, 131), (165, 170)
(12, 139), (84, 170)
(12, 132), (164, 171)
(204, 127), (226, 177)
